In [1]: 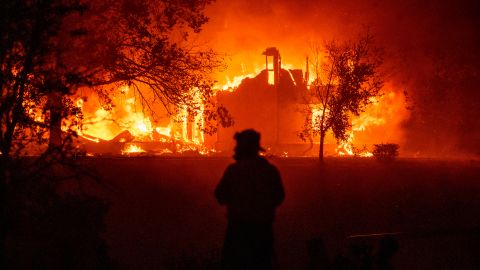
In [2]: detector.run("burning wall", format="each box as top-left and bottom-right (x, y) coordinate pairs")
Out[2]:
(215, 48), (309, 155)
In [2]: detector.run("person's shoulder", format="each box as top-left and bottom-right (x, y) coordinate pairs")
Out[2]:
(257, 158), (282, 182)
(258, 157), (279, 170)
(225, 162), (242, 173)
(258, 156), (274, 165)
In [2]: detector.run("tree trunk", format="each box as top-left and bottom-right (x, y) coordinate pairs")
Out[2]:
(319, 131), (325, 162)
(0, 160), (8, 269)
(47, 92), (62, 151)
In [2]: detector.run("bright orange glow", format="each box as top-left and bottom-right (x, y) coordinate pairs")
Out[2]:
(76, 85), (210, 155)
(122, 144), (146, 154)
(335, 91), (406, 157)
(155, 126), (172, 137)
(311, 107), (325, 132)
(336, 131), (374, 157)
(217, 66), (263, 91)
(267, 71), (275, 85)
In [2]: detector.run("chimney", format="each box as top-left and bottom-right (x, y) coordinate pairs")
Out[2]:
(263, 47), (281, 85)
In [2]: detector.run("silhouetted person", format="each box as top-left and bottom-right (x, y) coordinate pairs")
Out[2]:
(373, 237), (399, 270)
(215, 129), (285, 270)
(306, 237), (330, 270)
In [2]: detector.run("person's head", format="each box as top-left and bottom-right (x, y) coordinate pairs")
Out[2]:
(233, 129), (264, 160)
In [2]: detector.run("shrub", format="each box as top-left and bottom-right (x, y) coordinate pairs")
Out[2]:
(372, 144), (399, 161)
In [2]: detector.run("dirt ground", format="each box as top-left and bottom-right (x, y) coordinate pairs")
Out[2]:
(83, 157), (480, 269)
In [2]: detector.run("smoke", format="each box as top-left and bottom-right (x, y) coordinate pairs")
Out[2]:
(200, 0), (480, 157)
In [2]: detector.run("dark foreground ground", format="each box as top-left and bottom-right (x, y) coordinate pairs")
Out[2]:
(82, 157), (480, 269)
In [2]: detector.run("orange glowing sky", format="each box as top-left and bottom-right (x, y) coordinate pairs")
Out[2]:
(195, 0), (480, 156)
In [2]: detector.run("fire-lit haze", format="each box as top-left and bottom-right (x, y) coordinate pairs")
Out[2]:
(77, 0), (480, 158)
(199, 0), (480, 157)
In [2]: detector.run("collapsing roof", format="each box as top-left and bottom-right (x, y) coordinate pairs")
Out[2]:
(214, 48), (311, 155)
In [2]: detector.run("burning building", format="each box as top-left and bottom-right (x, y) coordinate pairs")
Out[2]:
(213, 47), (310, 155)
(73, 44), (405, 158)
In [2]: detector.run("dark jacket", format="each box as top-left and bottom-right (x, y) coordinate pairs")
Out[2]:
(215, 157), (285, 224)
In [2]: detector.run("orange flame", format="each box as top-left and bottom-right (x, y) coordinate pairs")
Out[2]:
(335, 91), (405, 157)
(76, 85), (210, 155)
(122, 144), (146, 154)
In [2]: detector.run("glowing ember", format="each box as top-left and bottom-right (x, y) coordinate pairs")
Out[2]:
(122, 144), (146, 154)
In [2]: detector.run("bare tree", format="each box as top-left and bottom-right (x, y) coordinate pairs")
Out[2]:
(299, 34), (384, 161)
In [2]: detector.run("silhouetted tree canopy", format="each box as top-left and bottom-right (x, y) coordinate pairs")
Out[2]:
(0, 0), (221, 267)
(0, 0), (222, 159)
